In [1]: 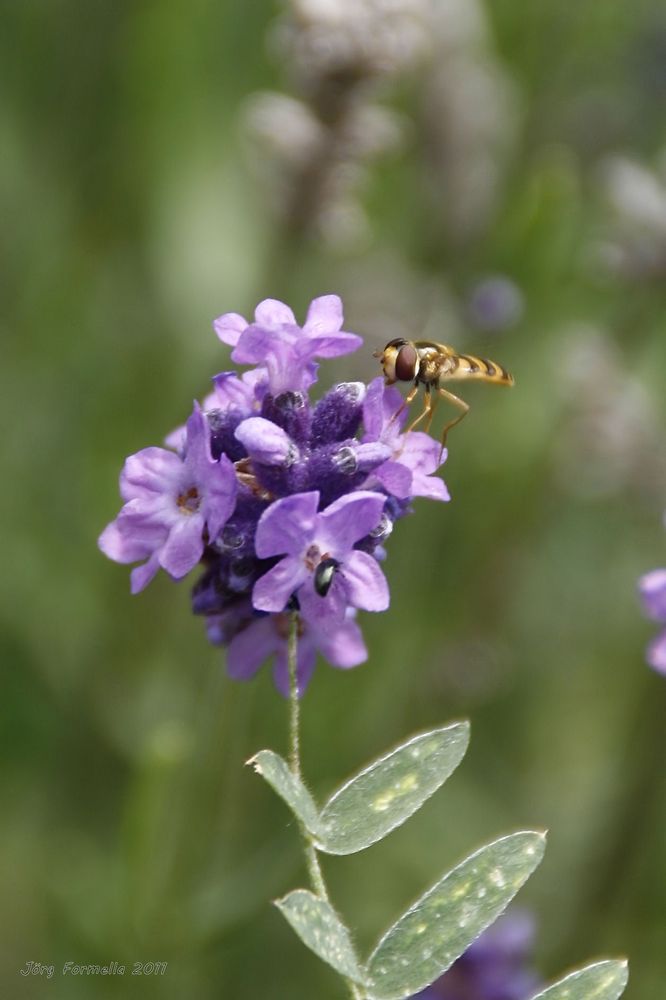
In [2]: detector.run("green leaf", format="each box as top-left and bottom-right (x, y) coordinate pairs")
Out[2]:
(530, 959), (629, 1000)
(275, 889), (367, 985)
(315, 723), (470, 855)
(366, 830), (547, 1000)
(247, 750), (320, 834)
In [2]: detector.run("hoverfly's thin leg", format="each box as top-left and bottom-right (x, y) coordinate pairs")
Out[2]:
(424, 388), (439, 436)
(437, 387), (470, 457)
(387, 382), (419, 430)
(405, 383), (432, 435)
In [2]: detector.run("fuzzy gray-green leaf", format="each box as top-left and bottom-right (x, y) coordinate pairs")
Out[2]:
(530, 959), (628, 1000)
(275, 889), (367, 984)
(366, 830), (546, 1000)
(315, 723), (470, 855)
(248, 750), (319, 834)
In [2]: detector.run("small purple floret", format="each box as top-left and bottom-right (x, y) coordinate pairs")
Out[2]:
(252, 491), (389, 622)
(99, 403), (237, 593)
(224, 607), (367, 696)
(216, 295), (363, 396)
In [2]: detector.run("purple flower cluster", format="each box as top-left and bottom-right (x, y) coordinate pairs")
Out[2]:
(412, 911), (539, 1000)
(638, 566), (666, 676)
(99, 295), (449, 694)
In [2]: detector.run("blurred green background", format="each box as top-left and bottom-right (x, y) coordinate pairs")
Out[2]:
(2, 1), (665, 997)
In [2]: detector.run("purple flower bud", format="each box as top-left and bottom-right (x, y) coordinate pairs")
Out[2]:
(311, 381), (366, 446)
(261, 391), (312, 445)
(206, 408), (247, 462)
(305, 440), (391, 507)
(235, 417), (298, 466)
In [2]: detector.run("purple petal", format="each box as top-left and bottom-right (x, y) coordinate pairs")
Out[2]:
(165, 390), (217, 455)
(375, 460), (413, 498)
(255, 492), (320, 558)
(98, 520), (156, 564)
(399, 432), (445, 475)
(298, 575), (348, 626)
(302, 332), (363, 359)
(353, 441), (392, 472)
(117, 495), (175, 528)
(383, 384), (407, 424)
(130, 554), (161, 594)
(232, 324), (296, 366)
(252, 556), (306, 612)
(304, 294), (344, 335)
(213, 311), (248, 346)
(164, 424), (187, 454)
(316, 491), (386, 554)
(411, 471), (450, 502)
(316, 616), (367, 669)
(120, 447), (182, 501)
(362, 377), (387, 440)
(363, 378), (405, 442)
(203, 453), (238, 540)
(341, 550), (390, 612)
(234, 417), (295, 465)
(647, 630), (666, 674)
(227, 617), (278, 679)
(254, 298), (296, 327)
(212, 370), (260, 411)
(401, 435), (450, 500)
(158, 516), (205, 578)
(183, 401), (211, 468)
(639, 569), (666, 622)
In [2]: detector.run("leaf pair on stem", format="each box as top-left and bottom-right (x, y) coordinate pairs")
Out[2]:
(250, 724), (628, 1000)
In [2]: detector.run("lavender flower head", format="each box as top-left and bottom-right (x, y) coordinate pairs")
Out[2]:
(99, 295), (449, 694)
(411, 910), (539, 1000)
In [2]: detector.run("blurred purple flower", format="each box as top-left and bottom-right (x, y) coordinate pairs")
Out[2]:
(467, 276), (524, 333)
(100, 295), (451, 695)
(412, 910), (539, 1000)
(638, 567), (666, 675)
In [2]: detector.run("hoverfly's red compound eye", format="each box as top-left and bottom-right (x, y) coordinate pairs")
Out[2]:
(395, 344), (419, 382)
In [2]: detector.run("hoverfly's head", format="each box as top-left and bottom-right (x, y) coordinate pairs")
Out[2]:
(373, 338), (420, 385)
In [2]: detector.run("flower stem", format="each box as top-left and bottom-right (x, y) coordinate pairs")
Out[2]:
(287, 613), (364, 1000)
(287, 611), (302, 780)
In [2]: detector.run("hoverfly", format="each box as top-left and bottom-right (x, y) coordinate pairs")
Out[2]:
(374, 338), (514, 452)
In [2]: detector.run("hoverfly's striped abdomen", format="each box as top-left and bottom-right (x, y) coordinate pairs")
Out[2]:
(432, 349), (514, 387)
